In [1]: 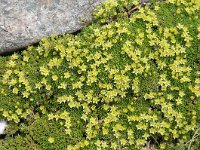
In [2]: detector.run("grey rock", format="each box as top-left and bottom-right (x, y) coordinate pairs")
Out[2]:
(0, 120), (7, 134)
(0, 0), (105, 54)
(0, 0), (152, 54)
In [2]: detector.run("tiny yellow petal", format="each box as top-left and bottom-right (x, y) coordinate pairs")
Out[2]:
(48, 137), (54, 143)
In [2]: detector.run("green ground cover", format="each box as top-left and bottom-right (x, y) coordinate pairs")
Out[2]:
(0, 0), (199, 149)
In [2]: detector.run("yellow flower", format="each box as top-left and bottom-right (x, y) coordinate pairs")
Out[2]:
(160, 143), (166, 149)
(111, 142), (117, 149)
(10, 53), (19, 60)
(57, 95), (67, 103)
(12, 114), (20, 123)
(81, 114), (87, 121)
(95, 140), (101, 147)
(41, 78), (47, 85)
(179, 91), (185, 97)
(113, 123), (126, 131)
(72, 81), (83, 89)
(13, 87), (19, 94)
(189, 85), (200, 97)
(40, 66), (49, 77)
(180, 76), (191, 83)
(171, 129), (179, 139)
(3, 111), (9, 117)
(16, 108), (22, 115)
(46, 84), (52, 91)
(35, 83), (42, 89)
(136, 139), (145, 146)
(48, 58), (62, 68)
(48, 137), (54, 143)
(68, 101), (75, 108)
(22, 91), (30, 98)
(58, 82), (67, 89)
(7, 60), (16, 68)
(101, 141), (108, 148)
(64, 72), (71, 79)
(177, 23), (184, 30)
(23, 56), (29, 62)
(102, 127), (108, 135)
(167, 94), (173, 100)
(120, 139), (127, 146)
(65, 129), (71, 135)
(154, 5), (160, 11)
(52, 75), (58, 81)
(48, 113), (55, 120)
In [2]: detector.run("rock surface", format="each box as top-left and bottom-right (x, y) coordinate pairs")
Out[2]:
(0, 0), (105, 54)
(0, 121), (7, 134)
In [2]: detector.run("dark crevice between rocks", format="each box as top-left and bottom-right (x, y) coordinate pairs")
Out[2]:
(71, 29), (82, 36)
(0, 134), (6, 140)
(0, 48), (24, 57)
(0, 128), (22, 140)
(0, 42), (40, 57)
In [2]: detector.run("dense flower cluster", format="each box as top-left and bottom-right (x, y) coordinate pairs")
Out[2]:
(0, 0), (199, 149)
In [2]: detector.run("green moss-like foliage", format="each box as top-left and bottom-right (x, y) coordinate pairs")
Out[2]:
(0, 0), (200, 149)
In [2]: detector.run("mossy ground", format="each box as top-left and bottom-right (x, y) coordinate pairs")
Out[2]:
(0, 0), (199, 149)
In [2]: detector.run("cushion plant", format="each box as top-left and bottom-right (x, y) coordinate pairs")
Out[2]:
(0, 0), (199, 149)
